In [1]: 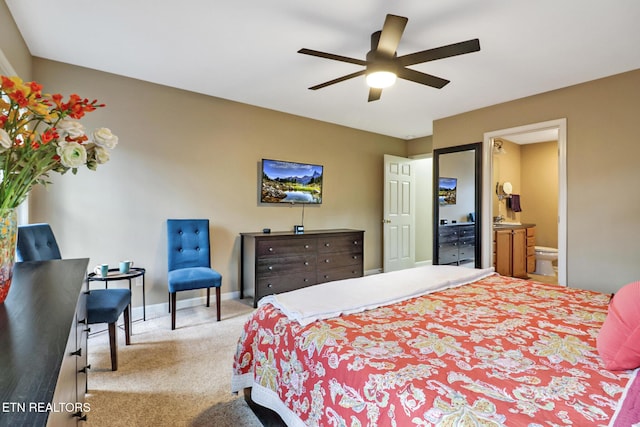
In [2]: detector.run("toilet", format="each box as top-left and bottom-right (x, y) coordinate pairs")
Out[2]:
(534, 246), (558, 276)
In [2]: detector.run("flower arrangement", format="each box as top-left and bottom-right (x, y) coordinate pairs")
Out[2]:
(0, 75), (118, 210)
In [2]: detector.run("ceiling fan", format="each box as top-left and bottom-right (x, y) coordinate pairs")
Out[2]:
(298, 14), (480, 102)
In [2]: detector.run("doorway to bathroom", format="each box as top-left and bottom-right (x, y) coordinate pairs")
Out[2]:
(482, 119), (567, 286)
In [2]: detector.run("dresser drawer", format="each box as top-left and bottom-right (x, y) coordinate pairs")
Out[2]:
(458, 242), (475, 261)
(257, 255), (316, 276)
(458, 225), (475, 238)
(438, 227), (458, 239)
(317, 265), (362, 283)
(317, 233), (363, 254)
(257, 274), (315, 299)
(317, 252), (362, 270)
(257, 238), (316, 257)
(438, 245), (459, 264)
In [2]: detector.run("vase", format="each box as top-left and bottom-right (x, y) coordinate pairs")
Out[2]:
(0, 208), (18, 304)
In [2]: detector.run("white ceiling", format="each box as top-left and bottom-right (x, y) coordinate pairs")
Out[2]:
(6, 0), (640, 139)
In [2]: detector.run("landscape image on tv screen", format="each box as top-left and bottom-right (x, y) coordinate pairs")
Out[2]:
(261, 159), (323, 204)
(438, 177), (457, 205)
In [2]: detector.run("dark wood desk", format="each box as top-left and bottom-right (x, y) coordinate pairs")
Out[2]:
(0, 258), (90, 427)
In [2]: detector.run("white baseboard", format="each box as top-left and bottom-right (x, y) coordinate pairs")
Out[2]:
(131, 290), (240, 320)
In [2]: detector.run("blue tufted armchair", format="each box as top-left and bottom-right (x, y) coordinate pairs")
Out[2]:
(17, 223), (131, 371)
(166, 219), (222, 329)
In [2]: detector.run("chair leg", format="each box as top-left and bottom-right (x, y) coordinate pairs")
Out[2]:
(124, 305), (131, 346)
(108, 322), (118, 371)
(216, 287), (221, 322)
(168, 292), (171, 312)
(206, 287), (210, 307)
(171, 292), (177, 330)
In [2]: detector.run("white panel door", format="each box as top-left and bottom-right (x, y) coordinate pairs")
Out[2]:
(383, 155), (415, 272)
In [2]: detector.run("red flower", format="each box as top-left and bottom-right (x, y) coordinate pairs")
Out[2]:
(8, 90), (29, 108)
(41, 128), (58, 144)
(0, 76), (14, 89)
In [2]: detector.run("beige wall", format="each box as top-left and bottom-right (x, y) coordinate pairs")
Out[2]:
(492, 139), (522, 223)
(432, 69), (640, 293)
(521, 141), (558, 249)
(29, 58), (406, 308)
(0, 1), (31, 78)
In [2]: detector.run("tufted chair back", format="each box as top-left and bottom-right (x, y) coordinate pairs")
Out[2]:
(167, 219), (211, 272)
(16, 223), (62, 262)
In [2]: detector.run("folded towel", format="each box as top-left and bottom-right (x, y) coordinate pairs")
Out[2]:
(509, 194), (522, 212)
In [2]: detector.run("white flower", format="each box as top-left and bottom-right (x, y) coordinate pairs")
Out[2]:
(91, 128), (118, 149)
(0, 129), (12, 152)
(94, 145), (111, 164)
(56, 141), (87, 168)
(56, 119), (85, 139)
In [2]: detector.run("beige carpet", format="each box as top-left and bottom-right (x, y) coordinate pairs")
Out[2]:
(85, 299), (264, 427)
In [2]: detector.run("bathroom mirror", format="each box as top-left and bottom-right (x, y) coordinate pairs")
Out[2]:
(433, 142), (482, 268)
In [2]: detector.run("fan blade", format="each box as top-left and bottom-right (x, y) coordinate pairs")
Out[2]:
(298, 48), (366, 66)
(368, 88), (382, 102)
(398, 39), (480, 66)
(308, 70), (366, 90)
(397, 68), (450, 89)
(376, 14), (408, 57)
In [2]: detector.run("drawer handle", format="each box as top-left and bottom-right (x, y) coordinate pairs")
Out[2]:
(268, 266), (273, 271)
(353, 241), (358, 245)
(84, 328), (91, 333)
(352, 255), (358, 260)
(268, 247), (274, 252)
(324, 275), (329, 279)
(304, 278), (309, 282)
(304, 244), (310, 249)
(324, 259), (330, 263)
(304, 261), (309, 266)
(78, 318), (87, 325)
(324, 243), (330, 247)
(267, 283), (273, 288)
(78, 364), (92, 374)
(71, 348), (82, 357)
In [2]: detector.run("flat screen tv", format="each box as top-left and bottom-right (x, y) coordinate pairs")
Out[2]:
(261, 158), (323, 204)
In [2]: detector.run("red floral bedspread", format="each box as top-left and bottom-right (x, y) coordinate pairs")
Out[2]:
(232, 274), (634, 426)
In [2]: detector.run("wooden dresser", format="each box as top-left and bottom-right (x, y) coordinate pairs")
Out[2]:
(0, 258), (90, 427)
(240, 229), (364, 307)
(437, 223), (476, 265)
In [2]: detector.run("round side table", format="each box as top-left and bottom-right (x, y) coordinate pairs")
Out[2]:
(88, 267), (147, 321)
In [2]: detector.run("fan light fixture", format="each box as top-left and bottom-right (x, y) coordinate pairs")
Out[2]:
(366, 70), (397, 88)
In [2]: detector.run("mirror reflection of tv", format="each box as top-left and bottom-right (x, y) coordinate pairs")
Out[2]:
(260, 159), (323, 204)
(438, 177), (457, 205)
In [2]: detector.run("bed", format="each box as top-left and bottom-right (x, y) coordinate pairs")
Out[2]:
(232, 265), (640, 426)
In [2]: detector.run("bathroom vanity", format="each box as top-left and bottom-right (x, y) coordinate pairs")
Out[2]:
(493, 224), (536, 278)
